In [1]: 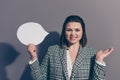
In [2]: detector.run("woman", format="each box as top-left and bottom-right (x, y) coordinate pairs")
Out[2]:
(28, 15), (114, 80)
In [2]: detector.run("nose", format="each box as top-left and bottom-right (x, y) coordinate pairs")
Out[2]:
(71, 31), (75, 35)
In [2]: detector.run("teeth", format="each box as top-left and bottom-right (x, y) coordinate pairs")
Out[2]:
(70, 37), (76, 38)
(70, 37), (76, 40)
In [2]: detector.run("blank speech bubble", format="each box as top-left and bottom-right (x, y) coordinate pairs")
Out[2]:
(17, 22), (49, 45)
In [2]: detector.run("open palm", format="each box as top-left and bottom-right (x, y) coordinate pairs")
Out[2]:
(96, 48), (114, 63)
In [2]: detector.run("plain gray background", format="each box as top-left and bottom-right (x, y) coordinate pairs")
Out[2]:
(0, 0), (120, 80)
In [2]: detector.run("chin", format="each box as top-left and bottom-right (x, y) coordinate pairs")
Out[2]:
(69, 41), (78, 45)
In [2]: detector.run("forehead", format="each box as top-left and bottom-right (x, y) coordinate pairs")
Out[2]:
(66, 22), (82, 28)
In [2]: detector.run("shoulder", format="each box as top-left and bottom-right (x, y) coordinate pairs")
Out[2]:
(83, 45), (97, 55)
(47, 45), (63, 57)
(47, 44), (61, 51)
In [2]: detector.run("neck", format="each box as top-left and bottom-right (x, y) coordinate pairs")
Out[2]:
(68, 43), (80, 50)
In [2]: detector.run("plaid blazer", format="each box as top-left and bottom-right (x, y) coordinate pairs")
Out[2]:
(29, 45), (106, 80)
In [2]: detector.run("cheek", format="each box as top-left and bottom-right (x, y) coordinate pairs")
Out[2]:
(65, 32), (71, 40)
(65, 34), (69, 40)
(65, 32), (70, 37)
(78, 32), (83, 37)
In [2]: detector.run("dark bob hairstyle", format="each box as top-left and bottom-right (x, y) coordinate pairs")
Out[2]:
(60, 15), (87, 48)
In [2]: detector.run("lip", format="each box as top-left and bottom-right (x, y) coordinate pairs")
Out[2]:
(70, 36), (77, 38)
(70, 37), (77, 40)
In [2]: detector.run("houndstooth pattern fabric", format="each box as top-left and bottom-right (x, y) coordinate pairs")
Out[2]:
(29, 45), (106, 80)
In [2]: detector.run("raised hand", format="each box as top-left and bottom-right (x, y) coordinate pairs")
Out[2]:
(96, 48), (114, 63)
(28, 43), (38, 61)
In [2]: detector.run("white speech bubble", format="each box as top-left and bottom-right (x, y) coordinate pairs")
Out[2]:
(17, 22), (49, 45)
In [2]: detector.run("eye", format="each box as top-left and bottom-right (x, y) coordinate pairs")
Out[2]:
(75, 29), (80, 32)
(66, 28), (72, 31)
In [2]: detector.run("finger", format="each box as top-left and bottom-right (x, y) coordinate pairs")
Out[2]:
(106, 48), (114, 53)
(104, 48), (114, 56)
(108, 48), (114, 53)
(97, 50), (103, 54)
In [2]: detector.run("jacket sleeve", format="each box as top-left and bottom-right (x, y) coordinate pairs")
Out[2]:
(29, 46), (52, 80)
(88, 47), (106, 80)
(92, 57), (106, 80)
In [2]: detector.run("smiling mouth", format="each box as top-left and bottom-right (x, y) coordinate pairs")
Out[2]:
(70, 37), (77, 40)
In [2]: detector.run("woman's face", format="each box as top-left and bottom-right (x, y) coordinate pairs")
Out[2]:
(65, 22), (83, 45)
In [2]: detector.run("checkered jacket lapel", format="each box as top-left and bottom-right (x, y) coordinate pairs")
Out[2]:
(59, 48), (69, 79)
(71, 46), (88, 77)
